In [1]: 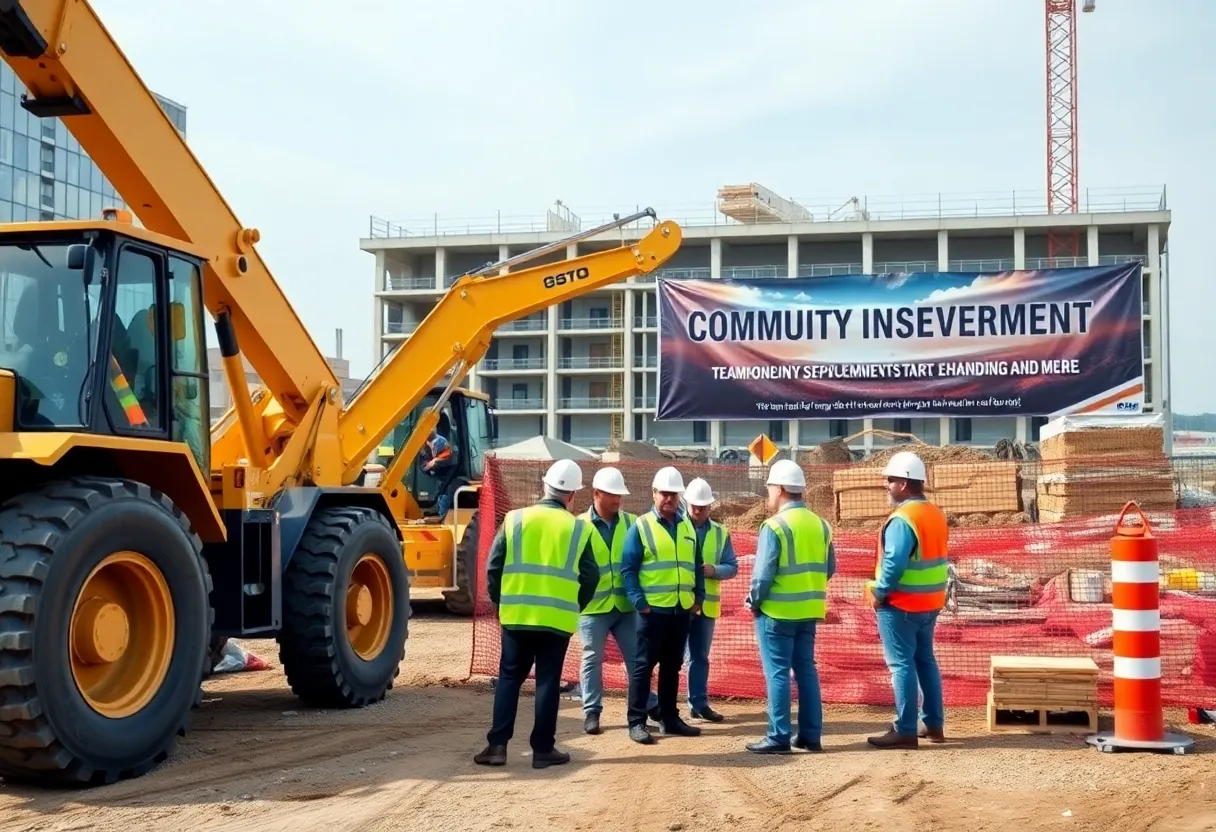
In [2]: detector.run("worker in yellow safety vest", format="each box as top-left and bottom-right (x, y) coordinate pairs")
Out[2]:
(576, 466), (639, 735)
(620, 466), (705, 745)
(744, 459), (835, 754)
(644, 476), (739, 722)
(865, 450), (950, 749)
(474, 459), (600, 770)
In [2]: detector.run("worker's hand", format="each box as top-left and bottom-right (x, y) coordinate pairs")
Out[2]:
(638, 606), (650, 615)
(692, 602), (702, 616)
(701, 564), (716, 577)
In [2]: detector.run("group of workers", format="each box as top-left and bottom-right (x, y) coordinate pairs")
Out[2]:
(473, 449), (950, 769)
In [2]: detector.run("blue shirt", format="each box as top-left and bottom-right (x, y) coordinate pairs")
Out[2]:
(427, 434), (450, 457)
(870, 496), (927, 602)
(745, 500), (836, 611)
(587, 505), (619, 550)
(620, 507), (705, 612)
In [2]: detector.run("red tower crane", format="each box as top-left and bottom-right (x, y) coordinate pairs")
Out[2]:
(1045, 0), (1096, 259)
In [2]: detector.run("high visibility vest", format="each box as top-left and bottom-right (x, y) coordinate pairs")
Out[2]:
(874, 498), (949, 613)
(108, 355), (148, 427)
(634, 511), (697, 610)
(699, 520), (729, 619)
(580, 509), (637, 615)
(759, 506), (830, 621)
(499, 504), (593, 634)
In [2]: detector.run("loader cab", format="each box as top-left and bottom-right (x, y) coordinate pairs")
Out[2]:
(377, 388), (497, 515)
(0, 219), (210, 474)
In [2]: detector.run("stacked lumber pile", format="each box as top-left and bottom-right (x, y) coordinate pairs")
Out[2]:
(833, 456), (1020, 522)
(1035, 415), (1174, 522)
(987, 655), (1099, 734)
(716, 183), (813, 224)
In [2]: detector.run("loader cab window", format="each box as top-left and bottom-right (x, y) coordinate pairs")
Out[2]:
(463, 396), (492, 480)
(0, 239), (103, 428)
(167, 255), (209, 474)
(107, 247), (162, 432)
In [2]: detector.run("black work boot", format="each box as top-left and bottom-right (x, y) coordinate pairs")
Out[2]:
(691, 706), (725, 723)
(532, 748), (571, 769)
(629, 724), (655, 744)
(647, 705), (663, 725)
(792, 735), (824, 752)
(583, 712), (602, 735)
(473, 744), (507, 765)
(660, 719), (702, 737)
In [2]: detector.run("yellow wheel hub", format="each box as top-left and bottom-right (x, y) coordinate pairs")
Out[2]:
(346, 554), (392, 661)
(70, 551), (175, 719)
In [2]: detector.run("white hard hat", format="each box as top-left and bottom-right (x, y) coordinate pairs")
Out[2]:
(684, 477), (714, 507)
(766, 459), (806, 491)
(542, 458), (583, 492)
(591, 466), (629, 495)
(882, 450), (927, 482)
(651, 465), (685, 493)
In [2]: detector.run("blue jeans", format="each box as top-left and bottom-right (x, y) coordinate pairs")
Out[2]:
(578, 609), (640, 715)
(755, 614), (822, 744)
(875, 607), (944, 736)
(644, 613), (715, 712)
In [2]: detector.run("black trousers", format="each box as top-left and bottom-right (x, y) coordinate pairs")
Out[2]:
(627, 610), (691, 728)
(487, 626), (571, 752)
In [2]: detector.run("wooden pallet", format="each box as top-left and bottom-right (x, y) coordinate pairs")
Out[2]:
(988, 655), (1100, 735)
(987, 691), (1098, 734)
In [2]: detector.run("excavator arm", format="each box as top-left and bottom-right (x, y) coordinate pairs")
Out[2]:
(338, 215), (681, 483)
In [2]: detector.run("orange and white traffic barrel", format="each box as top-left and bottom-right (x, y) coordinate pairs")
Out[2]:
(1087, 502), (1194, 755)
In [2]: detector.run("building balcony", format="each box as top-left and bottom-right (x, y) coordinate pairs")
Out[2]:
(495, 317), (547, 335)
(384, 275), (436, 291)
(558, 316), (624, 331)
(633, 315), (658, 328)
(557, 356), (624, 370)
(481, 357), (547, 372)
(634, 355), (658, 369)
(495, 397), (546, 411)
(633, 267), (711, 285)
(558, 397), (623, 411)
(383, 321), (419, 336)
(949, 258), (1014, 272)
(633, 395), (657, 409)
(799, 262), (863, 277)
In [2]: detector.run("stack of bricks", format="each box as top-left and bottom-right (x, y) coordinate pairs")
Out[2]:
(1035, 421), (1175, 522)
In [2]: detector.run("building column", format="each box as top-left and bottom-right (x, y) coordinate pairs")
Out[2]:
(434, 247), (446, 291)
(498, 244), (509, 275)
(375, 250), (387, 291)
(546, 304), (558, 438)
(371, 296), (384, 365)
(789, 419), (800, 452)
(1147, 224), (1164, 416)
(623, 290), (636, 440)
(1087, 226), (1099, 266)
(861, 232), (875, 447)
(711, 420), (722, 456)
(1159, 242), (1173, 455)
(787, 235), (799, 277)
(710, 238), (722, 278)
(937, 231), (951, 447)
(1013, 229), (1026, 270)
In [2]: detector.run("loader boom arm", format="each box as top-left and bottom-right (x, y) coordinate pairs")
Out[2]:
(0, 0), (335, 425)
(337, 220), (681, 482)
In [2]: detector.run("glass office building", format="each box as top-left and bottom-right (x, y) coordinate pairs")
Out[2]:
(0, 62), (186, 224)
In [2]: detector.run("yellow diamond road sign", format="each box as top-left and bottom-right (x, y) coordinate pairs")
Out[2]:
(748, 433), (779, 465)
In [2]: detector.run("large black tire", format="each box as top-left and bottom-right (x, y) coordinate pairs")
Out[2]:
(442, 510), (480, 616)
(276, 506), (410, 708)
(0, 476), (213, 786)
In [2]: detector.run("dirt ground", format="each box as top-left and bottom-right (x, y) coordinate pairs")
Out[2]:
(2, 607), (1214, 832)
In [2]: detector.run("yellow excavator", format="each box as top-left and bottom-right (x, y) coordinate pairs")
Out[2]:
(0, 0), (682, 786)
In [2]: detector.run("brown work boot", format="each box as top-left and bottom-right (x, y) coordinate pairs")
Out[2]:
(918, 724), (945, 744)
(867, 729), (918, 749)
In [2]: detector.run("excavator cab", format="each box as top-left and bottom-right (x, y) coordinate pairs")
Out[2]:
(0, 219), (210, 477)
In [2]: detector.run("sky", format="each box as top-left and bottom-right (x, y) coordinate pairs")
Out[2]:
(90, 0), (1216, 412)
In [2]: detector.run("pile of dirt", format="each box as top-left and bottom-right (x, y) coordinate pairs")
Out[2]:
(799, 438), (855, 466)
(857, 444), (994, 468)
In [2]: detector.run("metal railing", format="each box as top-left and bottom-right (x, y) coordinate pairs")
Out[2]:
(633, 396), (657, 408)
(496, 317), (547, 333)
(367, 186), (1168, 239)
(635, 355), (658, 368)
(558, 397), (623, 410)
(557, 356), (625, 370)
(384, 275), (435, 291)
(633, 315), (658, 328)
(495, 398), (545, 411)
(383, 321), (418, 335)
(481, 357), (547, 371)
(558, 316), (623, 330)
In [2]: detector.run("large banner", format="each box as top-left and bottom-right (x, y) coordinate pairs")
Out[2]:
(656, 264), (1144, 420)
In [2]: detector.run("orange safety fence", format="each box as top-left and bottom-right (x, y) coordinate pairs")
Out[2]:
(469, 440), (1216, 708)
